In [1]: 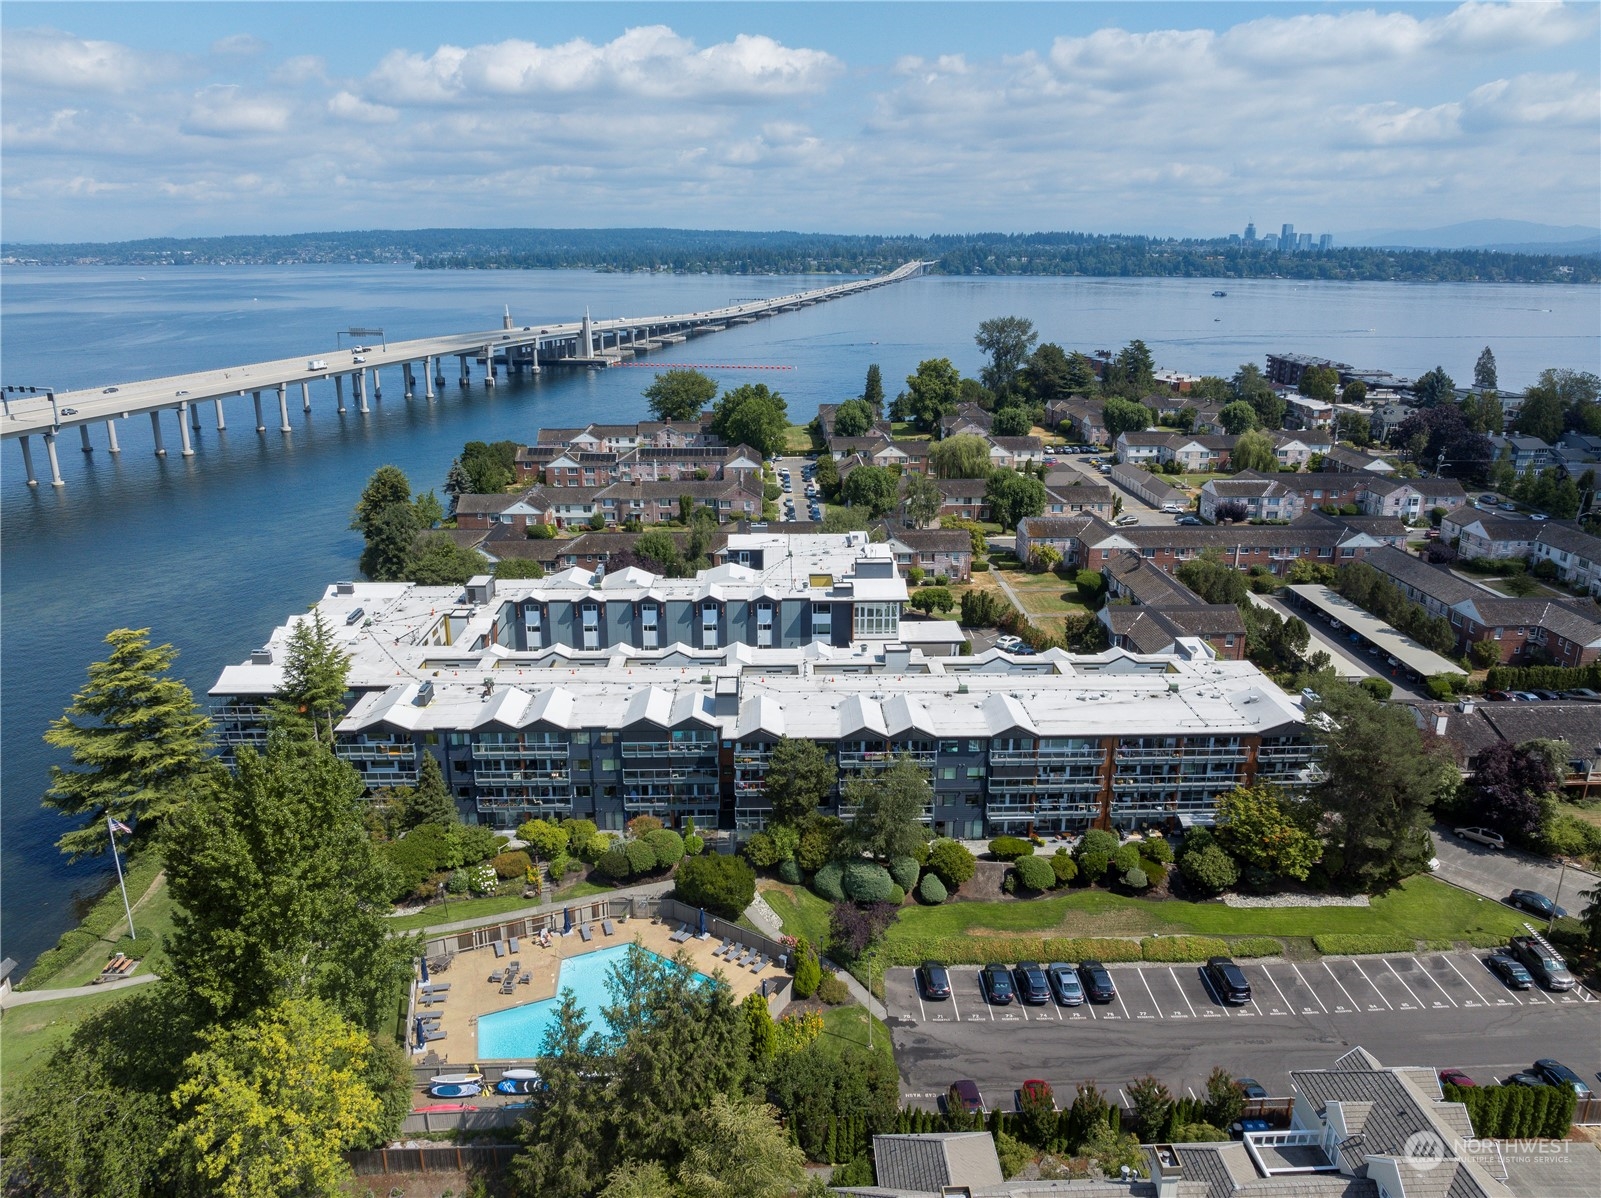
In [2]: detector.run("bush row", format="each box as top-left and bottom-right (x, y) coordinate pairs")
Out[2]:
(1227, 937), (1288, 958)
(1138, 935), (1229, 963)
(1310, 933), (1417, 955)
(1445, 1083), (1576, 1140)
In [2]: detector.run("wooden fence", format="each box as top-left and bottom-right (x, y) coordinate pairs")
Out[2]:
(346, 1144), (518, 1174)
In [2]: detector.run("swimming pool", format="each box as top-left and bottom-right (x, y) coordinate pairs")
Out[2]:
(476, 945), (711, 1060)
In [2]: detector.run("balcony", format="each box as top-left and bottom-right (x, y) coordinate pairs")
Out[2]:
(472, 742), (568, 760)
(989, 748), (1102, 764)
(621, 741), (717, 759)
(473, 768), (570, 785)
(1115, 747), (1184, 762)
(839, 750), (936, 768)
(337, 743), (416, 763)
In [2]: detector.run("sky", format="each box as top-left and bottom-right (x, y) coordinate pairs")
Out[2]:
(2, 2), (1598, 243)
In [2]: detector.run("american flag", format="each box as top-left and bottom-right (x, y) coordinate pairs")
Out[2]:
(110, 819), (132, 835)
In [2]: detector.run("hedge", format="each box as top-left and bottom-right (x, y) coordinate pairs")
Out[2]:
(1311, 933), (1417, 955)
(1445, 1083), (1576, 1140)
(989, 836), (1034, 862)
(917, 874), (948, 904)
(1012, 856), (1057, 892)
(1228, 937), (1286, 958)
(1139, 936), (1229, 963)
(811, 861), (845, 902)
(877, 935), (1143, 967)
(842, 861), (895, 903)
(491, 850), (533, 879)
(1461, 931), (1511, 949)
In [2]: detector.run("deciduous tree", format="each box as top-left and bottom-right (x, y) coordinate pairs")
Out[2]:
(1214, 784), (1321, 881)
(903, 358), (964, 431)
(842, 465), (900, 516)
(644, 369), (718, 422)
(904, 470), (944, 527)
(1231, 429), (1279, 474)
(765, 737), (838, 828)
(1218, 401), (1258, 434)
(985, 468), (1047, 530)
(44, 627), (212, 859)
(929, 433), (993, 479)
(843, 755), (932, 861)
(1101, 395), (1151, 441)
(975, 316), (1038, 398)
(711, 383), (790, 459)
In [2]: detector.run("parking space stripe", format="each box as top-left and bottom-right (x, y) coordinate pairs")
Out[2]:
(1169, 968), (1198, 1018)
(1402, 960), (1453, 1005)
(1349, 959), (1393, 1010)
(916, 987), (928, 1022)
(1196, 968), (1232, 1015)
(1291, 964), (1329, 1014)
(1114, 988), (1133, 1021)
(1138, 969), (1164, 1019)
(1409, 957), (1457, 1008)
(1263, 966), (1298, 1014)
(1321, 961), (1362, 1012)
(948, 985), (962, 1022)
(1472, 956), (1525, 1005)
(1443, 955), (1495, 1006)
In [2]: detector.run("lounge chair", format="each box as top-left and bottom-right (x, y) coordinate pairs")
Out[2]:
(489, 969), (505, 983)
(749, 954), (766, 973)
(509, 936), (520, 953)
(670, 924), (692, 943)
(602, 918), (616, 937)
(493, 941), (506, 959)
(423, 1029), (447, 1042)
(421, 981), (450, 993)
(579, 924), (593, 942)
(730, 948), (752, 968)
(718, 941), (738, 960)
(519, 971), (532, 984)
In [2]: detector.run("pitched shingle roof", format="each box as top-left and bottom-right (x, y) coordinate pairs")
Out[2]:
(870, 1133), (1003, 1192)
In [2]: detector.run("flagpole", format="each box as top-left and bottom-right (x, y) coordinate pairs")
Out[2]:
(107, 815), (136, 941)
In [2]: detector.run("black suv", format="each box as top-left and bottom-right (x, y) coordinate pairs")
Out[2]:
(1508, 934), (1576, 991)
(1011, 961), (1050, 1005)
(1204, 956), (1252, 1004)
(981, 963), (1015, 1005)
(1077, 960), (1116, 1004)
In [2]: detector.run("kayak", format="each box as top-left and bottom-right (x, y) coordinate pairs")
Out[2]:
(502, 1068), (541, 1081)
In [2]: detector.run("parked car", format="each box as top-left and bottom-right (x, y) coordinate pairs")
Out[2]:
(1505, 1072), (1548, 1089)
(1512, 691), (1542, 702)
(948, 1079), (986, 1114)
(1507, 890), (1567, 919)
(1177, 515), (1203, 526)
(1018, 1079), (1054, 1109)
(1236, 1078), (1269, 1100)
(1561, 688), (1601, 701)
(996, 635), (1024, 651)
(981, 963), (1015, 1005)
(1533, 1060), (1593, 1098)
(1453, 826), (1506, 850)
(917, 962), (951, 1000)
(1077, 960), (1116, 1004)
(1012, 961), (1051, 1005)
(1204, 956), (1253, 1004)
(1532, 689), (1563, 701)
(1508, 934), (1576, 990)
(1115, 513), (1139, 525)
(1161, 502), (1187, 513)
(1486, 690), (1514, 701)
(1485, 953), (1533, 989)
(1047, 962), (1084, 1006)
(1439, 1068), (1476, 1088)
(1500, 501), (1519, 511)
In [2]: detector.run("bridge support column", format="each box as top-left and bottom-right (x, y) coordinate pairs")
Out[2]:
(403, 363), (413, 399)
(177, 404), (195, 457)
(106, 419), (121, 453)
(458, 355), (469, 385)
(19, 435), (37, 485)
(301, 382), (311, 412)
(149, 411), (167, 456)
(44, 432), (64, 486)
(190, 402), (202, 432)
(357, 374), (369, 415)
(424, 357), (436, 399)
(484, 348), (495, 387)
(334, 374), (345, 413)
(372, 368), (381, 400)
(214, 398), (227, 430)
(252, 391), (265, 432)
(80, 425), (93, 454)
(277, 384), (291, 433)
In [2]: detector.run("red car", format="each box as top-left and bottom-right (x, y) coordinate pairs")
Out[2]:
(1018, 1079), (1056, 1110)
(1439, 1068), (1476, 1088)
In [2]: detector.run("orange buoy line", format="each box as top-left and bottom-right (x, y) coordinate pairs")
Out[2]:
(612, 363), (796, 370)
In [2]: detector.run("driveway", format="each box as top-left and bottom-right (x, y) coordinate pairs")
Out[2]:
(1432, 823), (1599, 916)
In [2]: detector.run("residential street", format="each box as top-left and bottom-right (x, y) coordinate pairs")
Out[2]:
(1431, 823), (1599, 915)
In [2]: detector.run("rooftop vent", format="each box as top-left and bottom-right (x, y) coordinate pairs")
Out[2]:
(250, 647), (274, 665)
(335, 581), (356, 596)
(415, 680), (435, 707)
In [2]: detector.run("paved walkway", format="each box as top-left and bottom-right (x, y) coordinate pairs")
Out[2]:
(746, 889), (888, 1020)
(1, 971), (158, 1009)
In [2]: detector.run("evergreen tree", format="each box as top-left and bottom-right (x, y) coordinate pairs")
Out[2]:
(350, 464), (414, 541)
(1474, 347), (1498, 392)
(360, 500), (422, 582)
(511, 992), (610, 1198)
(443, 457), (472, 515)
(400, 752), (457, 830)
(271, 611), (351, 744)
(862, 363), (885, 418)
(44, 627), (212, 859)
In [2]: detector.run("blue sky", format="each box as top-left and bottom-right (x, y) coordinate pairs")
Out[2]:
(3, 2), (1597, 242)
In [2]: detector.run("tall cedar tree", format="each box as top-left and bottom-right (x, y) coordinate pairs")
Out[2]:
(400, 752), (458, 829)
(163, 733), (411, 1029)
(764, 737), (838, 827)
(862, 363), (885, 417)
(1309, 683), (1455, 891)
(1474, 347), (1498, 392)
(511, 992), (609, 1198)
(271, 610), (351, 744)
(44, 627), (212, 859)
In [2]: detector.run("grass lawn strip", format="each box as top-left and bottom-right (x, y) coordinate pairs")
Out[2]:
(815, 1003), (894, 1071)
(18, 856), (174, 991)
(383, 877), (616, 935)
(0, 990), (138, 1102)
(759, 883), (833, 949)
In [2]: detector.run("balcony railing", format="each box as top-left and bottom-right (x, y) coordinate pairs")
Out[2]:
(337, 744), (416, 762)
(839, 750), (936, 768)
(621, 742), (718, 758)
(472, 742), (569, 760)
(473, 768), (570, 785)
(988, 748), (1102, 764)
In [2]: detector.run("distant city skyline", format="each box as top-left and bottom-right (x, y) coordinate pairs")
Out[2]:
(2, 2), (1597, 243)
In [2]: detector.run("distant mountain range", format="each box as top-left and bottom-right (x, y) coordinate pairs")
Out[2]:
(1335, 219), (1601, 255)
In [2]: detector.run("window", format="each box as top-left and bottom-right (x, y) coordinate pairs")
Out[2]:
(524, 605), (542, 647)
(702, 602), (719, 649)
(756, 603), (774, 648)
(853, 602), (899, 639)
(581, 604), (600, 651)
(811, 603), (832, 639)
(641, 604), (659, 650)
(939, 767), (957, 780)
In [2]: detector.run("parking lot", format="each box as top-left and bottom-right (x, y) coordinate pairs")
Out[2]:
(885, 952), (1601, 1111)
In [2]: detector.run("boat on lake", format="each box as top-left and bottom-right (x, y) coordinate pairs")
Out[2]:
(1212, 290), (1227, 297)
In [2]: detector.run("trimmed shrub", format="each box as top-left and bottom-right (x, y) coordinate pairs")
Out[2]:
(816, 971), (851, 1005)
(674, 853), (756, 921)
(517, 818), (570, 861)
(811, 860), (846, 902)
(627, 814), (664, 837)
(989, 836), (1034, 862)
(491, 850), (533, 880)
(683, 833), (705, 857)
(596, 845), (633, 882)
(793, 938), (822, 999)
(1050, 852), (1078, 887)
(743, 831), (783, 869)
(641, 828), (684, 870)
(1312, 933), (1416, 955)
(1138, 859), (1167, 889)
(1139, 936), (1229, 963)
(1179, 843), (1238, 895)
(886, 883), (906, 906)
(1461, 931), (1511, 949)
(1447, 1083), (1576, 1140)
(926, 839), (977, 889)
(1012, 855), (1056, 892)
(1074, 828), (1119, 882)
(1142, 836), (1174, 864)
(888, 856), (921, 892)
(1121, 866), (1150, 890)
(576, 832), (613, 864)
(622, 838), (657, 877)
(1228, 937), (1285, 958)
(917, 873), (948, 904)
(842, 861), (895, 903)
(777, 858), (803, 885)
(1111, 843), (1141, 874)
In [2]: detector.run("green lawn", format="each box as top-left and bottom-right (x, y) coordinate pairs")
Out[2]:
(784, 423), (818, 453)
(884, 875), (1524, 949)
(18, 856), (176, 992)
(814, 1003), (894, 1071)
(1, 990), (141, 1102)
(760, 883), (832, 948)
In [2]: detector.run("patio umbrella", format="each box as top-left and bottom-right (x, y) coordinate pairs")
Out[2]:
(563, 907), (572, 935)
(420, 955), (430, 983)
(698, 908), (707, 937)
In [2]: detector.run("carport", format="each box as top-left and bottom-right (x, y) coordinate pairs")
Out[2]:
(1284, 584), (1466, 679)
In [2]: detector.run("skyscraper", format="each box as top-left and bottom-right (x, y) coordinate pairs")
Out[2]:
(1243, 221), (1257, 243)
(1297, 233), (1313, 252)
(1318, 233), (1333, 252)
(1281, 223), (1295, 251)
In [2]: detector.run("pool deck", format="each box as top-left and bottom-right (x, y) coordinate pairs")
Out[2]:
(412, 916), (780, 1067)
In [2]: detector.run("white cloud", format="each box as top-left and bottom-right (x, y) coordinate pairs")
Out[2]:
(272, 55), (330, 86)
(328, 91), (399, 125)
(182, 86), (291, 137)
(1, 27), (174, 93)
(361, 25), (839, 107)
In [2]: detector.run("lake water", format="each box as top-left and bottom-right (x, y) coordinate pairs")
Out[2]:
(2, 265), (1596, 973)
